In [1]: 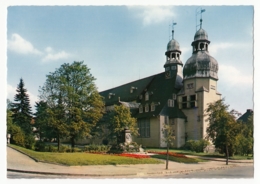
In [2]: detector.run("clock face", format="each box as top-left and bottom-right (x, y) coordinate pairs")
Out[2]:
(165, 71), (171, 78)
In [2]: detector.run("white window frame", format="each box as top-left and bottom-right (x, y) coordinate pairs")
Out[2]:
(151, 103), (155, 111)
(145, 92), (149, 101)
(168, 99), (174, 107)
(145, 103), (149, 112)
(139, 105), (143, 113)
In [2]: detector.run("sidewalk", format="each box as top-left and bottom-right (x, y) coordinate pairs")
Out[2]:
(7, 146), (253, 178)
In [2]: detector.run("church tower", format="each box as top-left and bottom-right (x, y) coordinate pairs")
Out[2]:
(164, 22), (183, 89)
(178, 11), (221, 141)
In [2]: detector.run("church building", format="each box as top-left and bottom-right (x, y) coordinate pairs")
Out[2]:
(99, 16), (221, 148)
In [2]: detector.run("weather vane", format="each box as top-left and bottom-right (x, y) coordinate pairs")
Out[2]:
(169, 21), (177, 40)
(172, 21), (177, 39)
(196, 8), (206, 31)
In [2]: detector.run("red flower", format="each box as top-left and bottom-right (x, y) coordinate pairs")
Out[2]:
(147, 151), (187, 158)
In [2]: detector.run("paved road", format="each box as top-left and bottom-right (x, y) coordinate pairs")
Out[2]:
(7, 165), (254, 179)
(7, 146), (254, 179)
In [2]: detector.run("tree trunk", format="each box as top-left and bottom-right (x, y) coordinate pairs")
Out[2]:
(71, 137), (75, 151)
(57, 134), (60, 152)
(226, 144), (229, 165)
(166, 143), (169, 170)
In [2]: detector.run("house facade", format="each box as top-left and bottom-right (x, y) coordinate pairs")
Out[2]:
(99, 18), (221, 148)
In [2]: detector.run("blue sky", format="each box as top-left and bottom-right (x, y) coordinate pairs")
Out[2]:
(1, 1), (259, 183)
(5, 5), (254, 115)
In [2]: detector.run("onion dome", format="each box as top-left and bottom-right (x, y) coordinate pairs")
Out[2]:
(183, 52), (218, 79)
(183, 24), (218, 80)
(167, 39), (181, 53)
(194, 28), (208, 41)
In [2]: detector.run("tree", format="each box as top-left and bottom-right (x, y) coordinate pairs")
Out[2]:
(39, 61), (104, 149)
(161, 120), (175, 170)
(7, 108), (25, 147)
(236, 115), (253, 156)
(11, 78), (33, 135)
(205, 99), (240, 165)
(106, 105), (138, 144)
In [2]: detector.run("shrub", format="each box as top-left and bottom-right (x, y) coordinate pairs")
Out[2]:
(24, 135), (36, 149)
(85, 144), (111, 153)
(8, 123), (26, 147)
(48, 145), (58, 152)
(184, 139), (210, 153)
(102, 139), (109, 145)
(59, 145), (71, 152)
(34, 141), (46, 152)
(126, 142), (139, 152)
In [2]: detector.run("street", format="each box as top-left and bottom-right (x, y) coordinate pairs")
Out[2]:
(7, 165), (253, 179)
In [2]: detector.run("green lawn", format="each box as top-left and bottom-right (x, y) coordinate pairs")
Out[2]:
(151, 155), (206, 164)
(8, 144), (163, 166)
(146, 148), (253, 160)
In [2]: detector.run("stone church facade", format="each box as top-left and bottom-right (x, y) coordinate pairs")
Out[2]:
(99, 19), (221, 148)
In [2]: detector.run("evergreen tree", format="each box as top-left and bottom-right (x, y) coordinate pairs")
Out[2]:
(11, 78), (33, 135)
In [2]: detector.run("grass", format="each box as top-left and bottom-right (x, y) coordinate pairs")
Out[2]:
(151, 155), (206, 164)
(146, 148), (253, 160)
(8, 144), (163, 166)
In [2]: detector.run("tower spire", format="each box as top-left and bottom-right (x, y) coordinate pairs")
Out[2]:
(172, 21), (177, 39)
(196, 8), (206, 31)
(200, 8), (205, 29)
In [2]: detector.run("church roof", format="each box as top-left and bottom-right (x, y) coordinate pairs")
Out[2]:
(237, 109), (253, 123)
(100, 72), (186, 119)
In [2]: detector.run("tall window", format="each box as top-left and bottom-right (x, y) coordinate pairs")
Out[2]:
(145, 92), (149, 101)
(139, 105), (143, 113)
(168, 99), (174, 107)
(151, 102), (155, 111)
(145, 103), (149, 112)
(138, 119), (150, 138)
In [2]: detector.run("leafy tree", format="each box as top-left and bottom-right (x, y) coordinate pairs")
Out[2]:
(106, 105), (138, 144)
(7, 109), (25, 147)
(11, 78), (33, 135)
(205, 99), (240, 165)
(161, 120), (175, 170)
(236, 115), (253, 156)
(39, 61), (104, 149)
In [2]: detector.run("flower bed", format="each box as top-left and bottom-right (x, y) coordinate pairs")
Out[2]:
(147, 151), (187, 158)
(118, 153), (150, 159)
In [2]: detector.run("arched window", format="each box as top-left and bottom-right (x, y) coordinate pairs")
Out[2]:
(200, 43), (204, 50)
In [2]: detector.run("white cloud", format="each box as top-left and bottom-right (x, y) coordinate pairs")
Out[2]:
(42, 50), (71, 62)
(209, 42), (250, 56)
(128, 6), (175, 26)
(209, 42), (234, 56)
(7, 84), (16, 101)
(45, 47), (53, 53)
(8, 33), (42, 55)
(219, 64), (253, 86)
